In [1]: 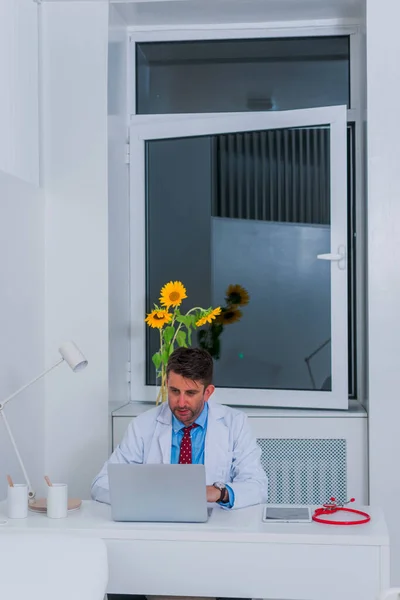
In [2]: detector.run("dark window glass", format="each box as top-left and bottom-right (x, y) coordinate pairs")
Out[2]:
(146, 126), (338, 393)
(137, 36), (350, 114)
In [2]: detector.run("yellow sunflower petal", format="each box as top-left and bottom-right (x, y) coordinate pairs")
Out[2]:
(196, 316), (207, 327)
(160, 281), (187, 308)
(226, 284), (250, 306)
(195, 307), (221, 327)
(207, 306), (222, 323)
(145, 309), (172, 329)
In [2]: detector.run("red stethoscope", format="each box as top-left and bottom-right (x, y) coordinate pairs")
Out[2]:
(312, 497), (371, 525)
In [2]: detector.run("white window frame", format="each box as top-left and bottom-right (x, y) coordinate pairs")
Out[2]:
(127, 22), (366, 408)
(128, 24), (361, 120)
(129, 106), (348, 409)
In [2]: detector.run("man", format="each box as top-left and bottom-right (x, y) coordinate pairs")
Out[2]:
(92, 347), (268, 508)
(92, 347), (268, 600)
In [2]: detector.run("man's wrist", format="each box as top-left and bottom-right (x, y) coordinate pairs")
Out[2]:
(213, 481), (228, 504)
(219, 487), (229, 503)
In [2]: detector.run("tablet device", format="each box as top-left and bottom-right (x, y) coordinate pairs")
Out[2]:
(262, 504), (311, 523)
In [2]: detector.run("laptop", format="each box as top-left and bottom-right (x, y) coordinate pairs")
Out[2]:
(108, 463), (209, 523)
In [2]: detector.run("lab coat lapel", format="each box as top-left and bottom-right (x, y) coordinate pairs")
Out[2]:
(204, 401), (229, 484)
(150, 402), (172, 464)
(158, 425), (172, 464)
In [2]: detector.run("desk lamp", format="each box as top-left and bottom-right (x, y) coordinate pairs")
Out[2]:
(0, 341), (88, 509)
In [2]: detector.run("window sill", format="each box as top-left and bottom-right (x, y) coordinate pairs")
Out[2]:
(110, 398), (366, 419)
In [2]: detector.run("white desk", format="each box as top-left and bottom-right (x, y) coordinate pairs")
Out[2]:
(0, 501), (390, 600)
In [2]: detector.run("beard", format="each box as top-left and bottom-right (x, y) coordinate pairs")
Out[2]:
(172, 403), (202, 425)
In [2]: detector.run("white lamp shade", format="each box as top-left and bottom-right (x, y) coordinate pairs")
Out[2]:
(58, 341), (88, 372)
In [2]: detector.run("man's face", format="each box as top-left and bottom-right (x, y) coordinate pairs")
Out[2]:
(167, 371), (215, 426)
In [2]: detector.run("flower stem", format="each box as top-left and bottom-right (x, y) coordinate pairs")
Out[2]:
(186, 306), (203, 315)
(170, 307), (202, 347)
(171, 322), (183, 347)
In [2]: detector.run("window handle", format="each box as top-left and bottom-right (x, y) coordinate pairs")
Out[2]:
(317, 245), (346, 270)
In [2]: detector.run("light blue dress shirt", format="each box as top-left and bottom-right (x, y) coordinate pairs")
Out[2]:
(171, 403), (234, 508)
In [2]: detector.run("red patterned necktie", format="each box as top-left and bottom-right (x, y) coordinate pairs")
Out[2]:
(178, 423), (198, 464)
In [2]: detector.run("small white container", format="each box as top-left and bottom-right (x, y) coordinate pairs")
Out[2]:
(47, 483), (68, 519)
(7, 484), (28, 519)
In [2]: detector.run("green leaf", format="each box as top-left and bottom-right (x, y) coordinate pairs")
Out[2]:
(168, 343), (175, 356)
(191, 313), (201, 327)
(161, 349), (169, 364)
(187, 326), (192, 346)
(176, 330), (187, 348)
(152, 352), (162, 370)
(176, 314), (188, 325)
(163, 326), (174, 344)
(177, 313), (199, 328)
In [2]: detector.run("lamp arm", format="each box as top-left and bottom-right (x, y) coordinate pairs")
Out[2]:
(0, 356), (65, 501)
(0, 358), (64, 410)
(0, 410), (35, 500)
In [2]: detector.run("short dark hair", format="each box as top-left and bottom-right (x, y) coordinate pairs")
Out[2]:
(166, 347), (214, 387)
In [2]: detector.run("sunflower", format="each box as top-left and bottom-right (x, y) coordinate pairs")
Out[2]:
(195, 307), (222, 328)
(217, 307), (243, 325)
(160, 281), (187, 308)
(226, 284), (250, 307)
(145, 309), (172, 329)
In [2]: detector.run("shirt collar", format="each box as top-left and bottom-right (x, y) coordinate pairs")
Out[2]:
(172, 402), (208, 433)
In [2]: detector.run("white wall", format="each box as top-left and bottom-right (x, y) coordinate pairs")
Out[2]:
(0, 170), (45, 501)
(0, 0), (43, 502)
(108, 5), (131, 410)
(367, 0), (400, 583)
(41, 1), (109, 498)
(0, 0), (39, 185)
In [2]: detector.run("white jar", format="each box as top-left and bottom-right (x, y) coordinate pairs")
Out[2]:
(7, 484), (28, 519)
(47, 483), (68, 519)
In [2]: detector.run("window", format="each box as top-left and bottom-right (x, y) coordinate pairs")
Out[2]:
(129, 32), (361, 409)
(130, 108), (348, 409)
(136, 36), (350, 114)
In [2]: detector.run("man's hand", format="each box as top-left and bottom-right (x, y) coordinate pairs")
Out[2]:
(206, 485), (222, 503)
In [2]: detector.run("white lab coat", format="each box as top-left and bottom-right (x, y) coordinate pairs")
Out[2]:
(91, 400), (268, 509)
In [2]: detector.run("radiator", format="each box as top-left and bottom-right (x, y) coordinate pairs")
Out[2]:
(257, 437), (347, 505)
